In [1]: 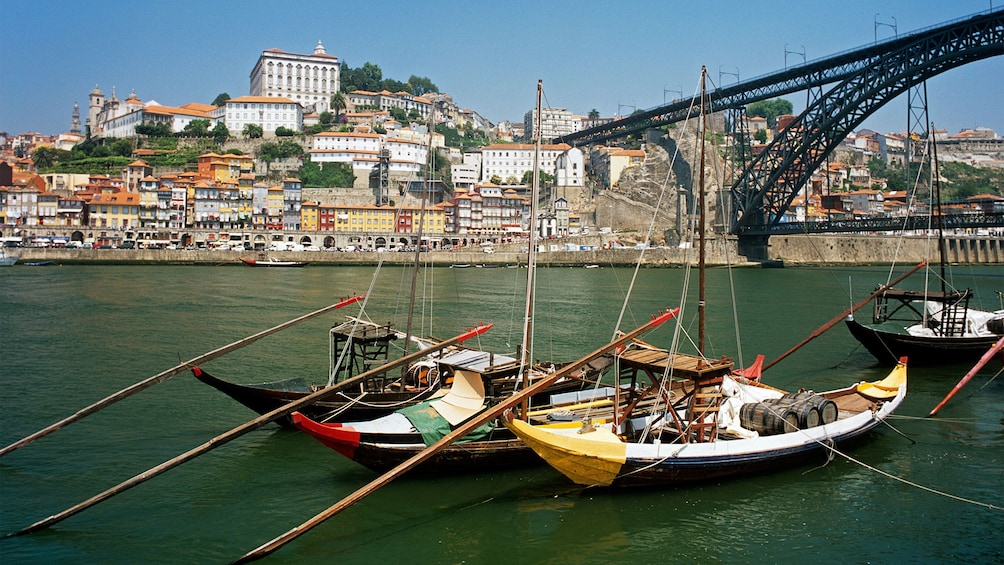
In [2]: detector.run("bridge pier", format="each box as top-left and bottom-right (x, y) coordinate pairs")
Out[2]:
(736, 234), (771, 262)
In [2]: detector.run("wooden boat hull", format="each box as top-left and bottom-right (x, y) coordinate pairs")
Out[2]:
(192, 366), (437, 426)
(291, 412), (538, 472)
(507, 363), (907, 488)
(290, 377), (608, 473)
(845, 317), (1001, 365)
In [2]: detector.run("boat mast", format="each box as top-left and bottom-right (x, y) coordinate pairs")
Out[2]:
(402, 105), (436, 363)
(698, 66), (708, 355)
(930, 121), (947, 295)
(519, 80), (542, 418)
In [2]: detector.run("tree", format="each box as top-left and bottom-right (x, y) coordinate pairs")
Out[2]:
(490, 175), (502, 185)
(588, 109), (600, 119)
(32, 146), (70, 169)
(135, 122), (173, 137)
(275, 126), (296, 137)
(211, 93), (231, 107)
(407, 75), (438, 96)
(747, 99), (793, 127)
(212, 122), (230, 144)
(753, 129), (768, 143)
(243, 123), (263, 139)
(389, 107), (408, 123)
(109, 138), (134, 157)
(319, 111), (334, 126)
(181, 119), (211, 137)
(329, 91), (346, 121)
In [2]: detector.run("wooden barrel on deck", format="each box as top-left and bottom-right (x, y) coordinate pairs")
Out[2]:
(739, 402), (799, 435)
(781, 391), (838, 425)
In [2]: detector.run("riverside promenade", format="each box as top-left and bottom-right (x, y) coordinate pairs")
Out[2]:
(8, 234), (1003, 266)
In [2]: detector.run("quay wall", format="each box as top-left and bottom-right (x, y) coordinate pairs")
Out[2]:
(765, 234), (1004, 265)
(9, 234), (1002, 266)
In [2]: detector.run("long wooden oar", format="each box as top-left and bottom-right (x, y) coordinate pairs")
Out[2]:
(8, 323), (492, 537)
(0, 295), (366, 458)
(929, 336), (1004, 417)
(233, 308), (679, 563)
(763, 261), (926, 371)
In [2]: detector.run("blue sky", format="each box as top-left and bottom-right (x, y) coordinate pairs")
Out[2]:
(2, 0), (1000, 137)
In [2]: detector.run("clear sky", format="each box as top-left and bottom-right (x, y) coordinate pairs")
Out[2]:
(2, 0), (1000, 137)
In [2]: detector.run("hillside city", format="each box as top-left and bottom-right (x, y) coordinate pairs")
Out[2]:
(2, 40), (1002, 251)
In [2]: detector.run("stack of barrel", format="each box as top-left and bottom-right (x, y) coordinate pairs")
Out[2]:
(739, 391), (838, 436)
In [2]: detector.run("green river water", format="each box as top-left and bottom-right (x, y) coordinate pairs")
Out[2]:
(1, 264), (1002, 563)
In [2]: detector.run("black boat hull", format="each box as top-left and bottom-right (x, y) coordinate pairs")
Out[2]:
(845, 318), (1001, 365)
(192, 367), (437, 425)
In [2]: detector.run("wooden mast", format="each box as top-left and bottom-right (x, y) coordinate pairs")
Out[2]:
(520, 80), (542, 418)
(697, 66), (708, 355)
(402, 105), (437, 363)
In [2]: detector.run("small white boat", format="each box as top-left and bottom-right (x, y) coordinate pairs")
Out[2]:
(240, 255), (308, 267)
(0, 248), (18, 267)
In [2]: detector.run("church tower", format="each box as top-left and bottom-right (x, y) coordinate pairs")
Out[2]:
(71, 102), (82, 134)
(87, 85), (104, 135)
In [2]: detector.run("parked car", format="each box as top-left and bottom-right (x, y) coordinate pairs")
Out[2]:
(119, 241), (136, 249)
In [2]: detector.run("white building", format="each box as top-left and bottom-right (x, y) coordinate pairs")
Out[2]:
(479, 143), (572, 184)
(346, 90), (432, 122)
(554, 146), (584, 187)
(249, 41), (340, 114)
(214, 96), (302, 135)
(524, 107), (579, 142)
(310, 131), (428, 185)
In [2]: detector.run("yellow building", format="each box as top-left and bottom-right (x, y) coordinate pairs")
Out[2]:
(301, 201), (319, 231)
(266, 185), (284, 228)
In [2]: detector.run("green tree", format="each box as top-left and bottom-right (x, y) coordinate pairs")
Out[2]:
(275, 126), (296, 137)
(490, 175), (502, 185)
(588, 109), (600, 119)
(108, 138), (133, 157)
(33, 146), (71, 169)
(753, 129), (768, 143)
(243, 123), (263, 138)
(329, 91), (346, 121)
(135, 122), (173, 137)
(212, 122), (230, 144)
(319, 111), (334, 126)
(388, 107), (408, 123)
(747, 99), (794, 127)
(182, 119), (211, 137)
(299, 158), (355, 187)
(211, 93), (231, 106)
(520, 170), (555, 185)
(407, 75), (438, 96)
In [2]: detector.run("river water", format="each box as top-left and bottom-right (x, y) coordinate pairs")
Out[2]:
(1, 264), (1002, 564)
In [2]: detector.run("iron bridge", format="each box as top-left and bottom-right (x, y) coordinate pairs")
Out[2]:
(554, 9), (1004, 238)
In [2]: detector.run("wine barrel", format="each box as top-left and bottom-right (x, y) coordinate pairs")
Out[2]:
(739, 402), (799, 435)
(781, 391), (839, 425)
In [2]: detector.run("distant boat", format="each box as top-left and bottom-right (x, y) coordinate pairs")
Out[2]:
(240, 255), (308, 267)
(24, 260), (55, 267)
(584, 264), (600, 269)
(450, 264), (471, 269)
(0, 248), (18, 267)
(845, 123), (1004, 365)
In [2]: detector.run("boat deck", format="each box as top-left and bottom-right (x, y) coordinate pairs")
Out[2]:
(617, 348), (734, 381)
